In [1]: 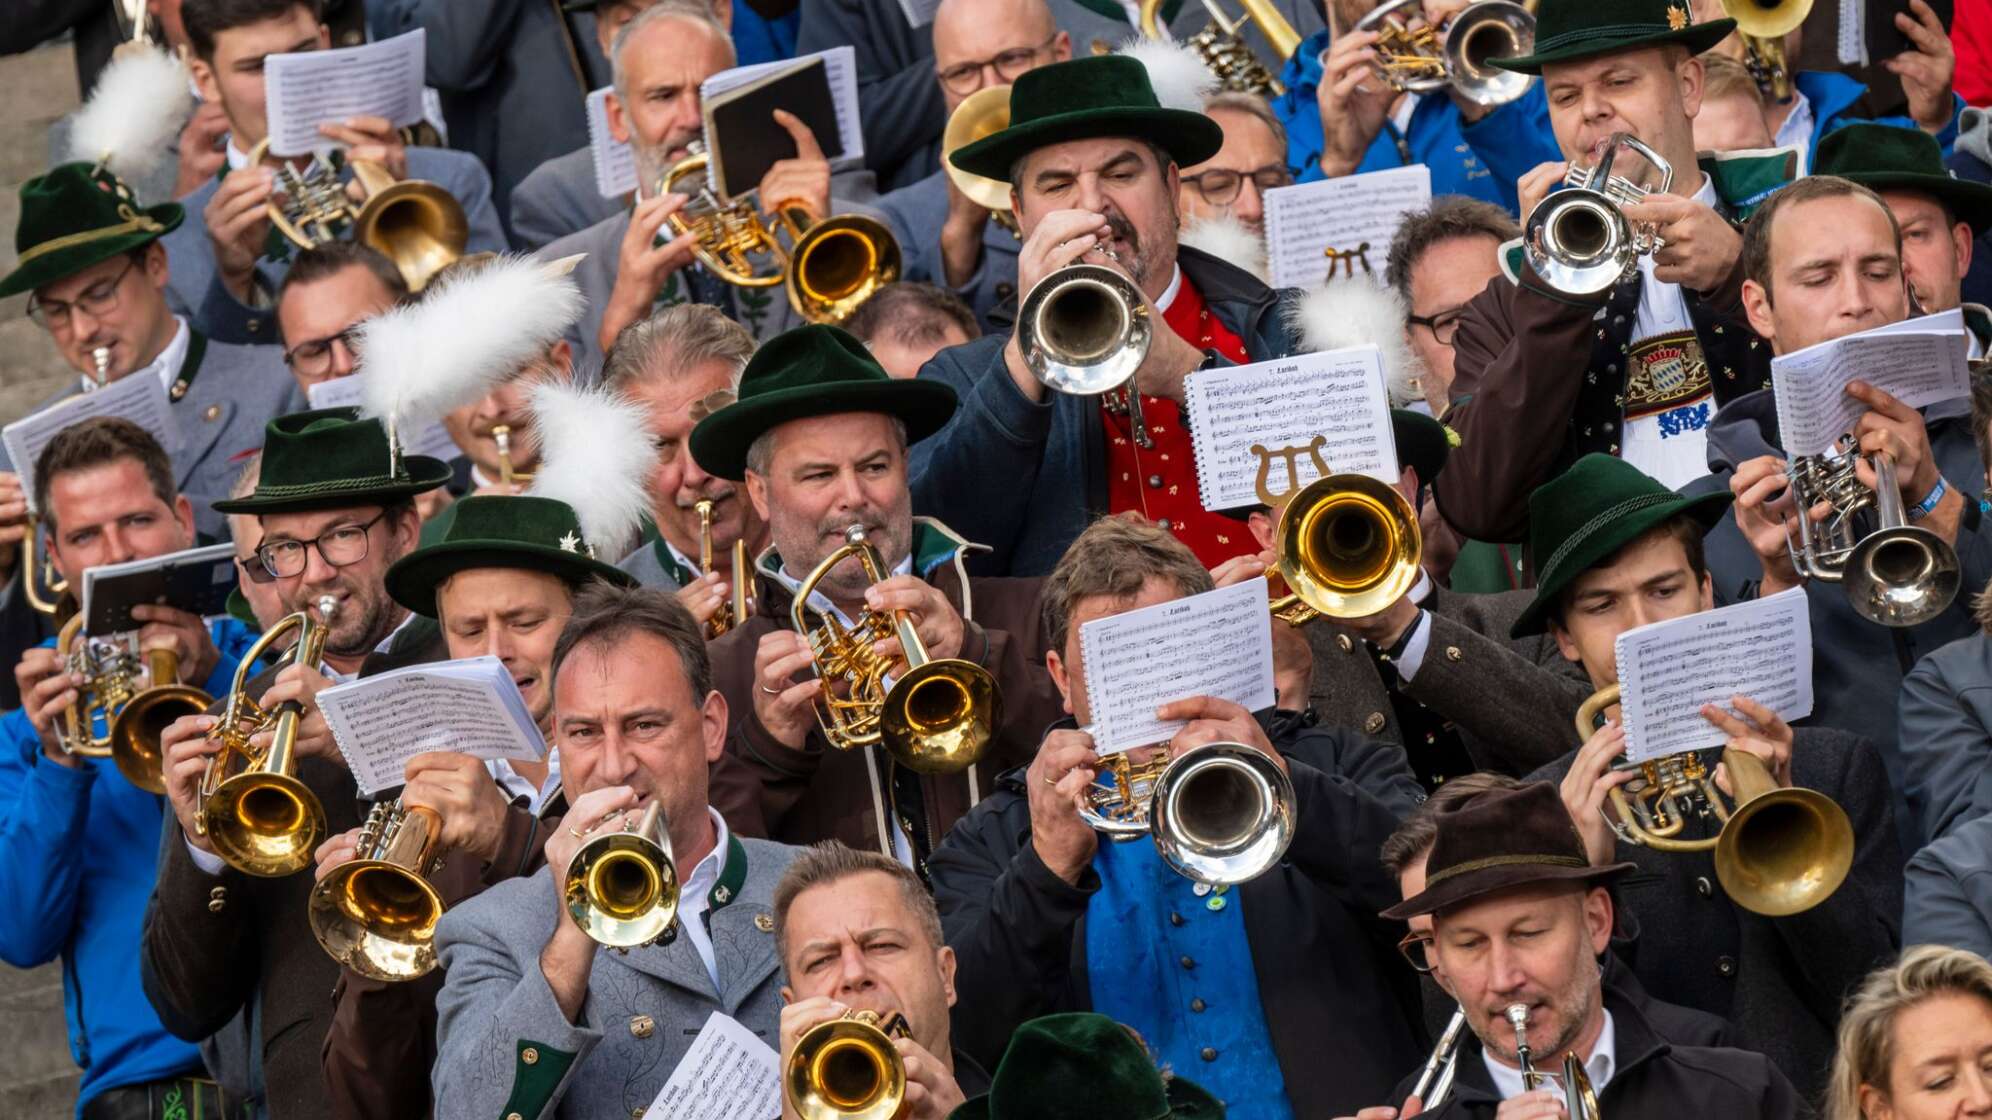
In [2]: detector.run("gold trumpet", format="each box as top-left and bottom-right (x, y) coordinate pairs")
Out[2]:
(53, 616), (204, 792)
(1724, 0), (1811, 101)
(491, 424), (533, 489)
(1509, 1003), (1601, 1119)
(247, 138), (468, 292)
(1139, 0), (1303, 97)
(1254, 438), (1423, 624)
(1573, 686), (1855, 916)
(942, 86), (1020, 238)
(564, 802), (680, 950)
(792, 525), (1000, 774)
(784, 1009), (910, 1120)
(108, 647), (210, 795)
(1353, 0), (1537, 106)
(309, 799), (446, 981)
(695, 499), (750, 639)
(196, 595), (337, 877)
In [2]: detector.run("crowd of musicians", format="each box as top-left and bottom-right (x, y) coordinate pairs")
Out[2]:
(7, 0), (1992, 1117)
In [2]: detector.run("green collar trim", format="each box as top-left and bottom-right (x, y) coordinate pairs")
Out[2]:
(650, 534), (698, 586)
(1964, 303), (1991, 350)
(1702, 147), (1799, 217)
(501, 1038), (577, 1120)
(171, 331), (207, 403)
(708, 832), (747, 912)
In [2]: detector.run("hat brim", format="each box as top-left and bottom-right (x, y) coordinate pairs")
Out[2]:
(1835, 170), (1992, 235)
(210, 454), (455, 515)
(1490, 18), (1735, 74)
(1509, 487), (1732, 638)
(949, 106), (1225, 184)
(1381, 859), (1638, 920)
(691, 379), (959, 481)
(0, 201), (183, 299)
(949, 1076), (1224, 1120)
(384, 538), (636, 618)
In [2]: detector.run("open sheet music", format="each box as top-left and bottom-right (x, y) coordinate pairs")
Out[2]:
(265, 30), (427, 157)
(587, 87), (640, 199)
(308, 376), (461, 463)
(640, 1012), (780, 1120)
(1614, 588), (1814, 763)
(1078, 579), (1276, 755)
(1263, 165), (1431, 290)
(3, 373), (179, 514)
(1770, 309), (1971, 457)
(317, 656), (547, 796)
(1184, 345), (1401, 511)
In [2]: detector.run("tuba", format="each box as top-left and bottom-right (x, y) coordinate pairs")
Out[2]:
(196, 595), (337, 877)
(1080, 741), (1296, 885)
(792, 526), (999, 775)
(784, 1009), (910, 1120)
(1354, 0), (1537, 106)
(695, 499), (750, 640)
(564, 802), (680, 950)
(1573, 686), (1855, 916)
(942, 86), (1020, 238)
(1785, 439), (1959, 628)
(1523, 132), (1671, 295)
(309, 799), (446, 981)
(1724, 0), (1811, 101)
(247, 138), (468, 292)
(1509, 1003), (1602, 1119)
(1016, 261), (1156, 445)
(1139, 0), (1304, 97)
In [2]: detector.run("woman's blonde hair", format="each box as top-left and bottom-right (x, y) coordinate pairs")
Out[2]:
(1828, 945), (1992, 1119)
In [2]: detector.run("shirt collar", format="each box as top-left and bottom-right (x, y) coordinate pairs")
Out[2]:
(1481, 1008), (1617, 1101)
(226, 139), (251, 172)
(87, 316), (189, 394)
(772, 551), (914, 629)
(680, 806), (732, 914)
(665, 537), (704, 580)
(1153, 263), (1184, 314)
(486, 749), (561, 817)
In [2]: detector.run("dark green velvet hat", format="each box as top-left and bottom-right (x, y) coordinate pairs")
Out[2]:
(690, 324), (957, 481)
(1510, 454), (1732, 638)
(0, 162), (183, 299)
(1490, 0), (1734, 74)
(950, 1013), (1223, 1120)
(383, 495), (636, 618)
(1813, 123), (1992, 235)
(948, 55), (1225, 184)
(211, 408), (453, 516)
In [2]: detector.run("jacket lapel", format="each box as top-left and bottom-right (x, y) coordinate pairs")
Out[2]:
(606, 925), (724, 1002)
(170, 337), (235, 490)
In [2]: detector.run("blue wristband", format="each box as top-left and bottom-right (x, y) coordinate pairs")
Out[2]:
(1910, 475), (1949, 522)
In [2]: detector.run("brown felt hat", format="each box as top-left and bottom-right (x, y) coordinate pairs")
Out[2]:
(1381, 782), (1635, 920)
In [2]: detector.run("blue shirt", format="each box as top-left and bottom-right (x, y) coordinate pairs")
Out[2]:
(1086, 836), (1294, 1120)
(0, 618), (253, 1112)
(732, 0), (800, 67)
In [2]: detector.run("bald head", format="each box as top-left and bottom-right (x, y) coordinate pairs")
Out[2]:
(932, 0), (1067, 112)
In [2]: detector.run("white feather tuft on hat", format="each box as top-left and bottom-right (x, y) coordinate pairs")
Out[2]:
(66, 47), (195, 185)
(1285, 279), (1427, 408)
(1116, 36), (1219, 114)
(1179, 211), (1269, 283)
(525, 381), (656, 559)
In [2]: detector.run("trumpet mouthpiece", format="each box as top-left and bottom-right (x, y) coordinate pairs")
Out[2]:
(1505, 1003), (1530, 1028)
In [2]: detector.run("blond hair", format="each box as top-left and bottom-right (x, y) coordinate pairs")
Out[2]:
(1701, 52), (1767, 108)
(1827, 945), (1992, 1120)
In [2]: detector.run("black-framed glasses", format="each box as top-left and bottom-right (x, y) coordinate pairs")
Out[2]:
(1181, 164), (1291, 206)
(1406, 306), (1469, 347)
(936, 33), (1060, 95)
(254, 508), (391, 579)
(1397, 930), (1435, 974)
(283, 326), (362, 377)
(26, 257), (138, 331)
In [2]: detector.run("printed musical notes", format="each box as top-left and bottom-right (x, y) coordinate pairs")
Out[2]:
(1613, 589), (1814, 763)
(1184, 345), (1401, 511)
(264, 30), (427, 157)
(3, 372), (179, 513)
(640, 1012), (780, 1120)
(317, 656), (547, 796)
(1078, 579), (1277, 755)
(586, 87), (639, 199)
(1770, 309), (1972, 457)
(1264, 164), (1431, 290)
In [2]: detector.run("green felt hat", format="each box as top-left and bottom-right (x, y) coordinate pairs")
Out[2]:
(1490, 0), (1734, 74)
(950, 1013), (1224, 1120)
(384, 495), (635, 618)
(0, 162), (183, 299)
(690, 324), (957, 481)
(1510, 454), (1732, 638)
(1813, 123), (1992, 235)
(211, 408), (453, 516)
(948, 55), (1225, 184)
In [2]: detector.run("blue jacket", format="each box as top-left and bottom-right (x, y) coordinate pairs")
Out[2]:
(0, 619), (253, 1112)
(1270, 29), (1560, 212)
(876, 169), (1022, 336)
(1795, 69), (1963, 171)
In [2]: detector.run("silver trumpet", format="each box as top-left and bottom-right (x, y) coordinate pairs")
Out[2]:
(1078, 742), (1295, 885)
(1786, 437), (1960, 627)
(1016, 259), (1156, 447)
(1406, 1007), (1468, 1109)
(1524, 132), (1672, 295)
(1353, 0), (1536, 106)
(1509, 1003), (1602, 1119)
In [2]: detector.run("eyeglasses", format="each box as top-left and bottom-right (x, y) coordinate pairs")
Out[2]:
(1397, 930), (1435, 974)
(283, 326), (362, 378)
(936, 34), (1060, 95)
(1180, 164), (1292, 206)
(27, 258), (138, 331)
(254, 508), (391, 580)
(1406, 306), (1469, 347)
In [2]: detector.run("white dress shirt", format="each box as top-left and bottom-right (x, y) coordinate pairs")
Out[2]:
(1618, 174), (1723, 490)
(677, 806), (734, 994)
(86, 316), (190, 394)
(1482, 1009), (1619, 1101)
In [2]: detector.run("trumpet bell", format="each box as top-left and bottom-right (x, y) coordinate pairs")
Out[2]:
(1150, 744), (1296, 885)
(309, 859), (445, 981)
(565, 827), (680, 949)
(785, 1013), (908, 1120)
(202, 771), (328, 878)
(1715, 785), (1855, 917)
(880, 658), (1000, 775)
(1524, 189), (1635, 295)
(1844, 523), (1960, 627)
(108, 683), (208, 794)
(1275, 474), (1422, 619)
(943, 85), (1016, 219)
(354, 179), (470, 293)
(1443, 1), (1535, 106)
(1018, 264), (1153, 396)
(787, 214), (902, 324)
(1725, 0), (1811, 39)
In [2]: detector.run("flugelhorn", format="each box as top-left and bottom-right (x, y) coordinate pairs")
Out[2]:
(792, 525), (999, 775)
(942, 86), (1020, 238)
(1140, 0), (1303, 97)
(1509, 1003), (1601, 1119)
(1254, 439), (1423, 625)
(1523, 132), (1671, 295)
(1572, 686), (1854, 916)
(1353, 0), (1536, 106)
(309, 799), (446, 980)
(1724, 0), (1811, 101)
(1786, 439), (1960, 628)
(1080, 740), (1295, 885)
(196, 595), (337, 877)
(784, 1009), (910, 1120)
(107, 645), (210, 795)
(1017, 261), (1155, 445)
(564, 802), (680, 950)
(246, 138), (468, 292)
(695, 499), (750, 639)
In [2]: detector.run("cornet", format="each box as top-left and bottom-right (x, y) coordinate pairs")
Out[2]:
(1524, 132), (1671, 295)
(309, 799), (446, 981)
(52, 616), (205, 793)
(1080, 741), (1296, 885)
(1724, 0), (1811, 101)
(942, 86), (1020, 238)
(1016, 262), (1155, 446)
(196, 595), (337, 877)
(22, 347), (110, 617)
(1508, 1003), (1602, 1119)
(695, 498), (750, 640)
(1140, 0), (1303, 97)
(1354, 0), (1537, 106)
(564, 802), (680, 950)
(783, 1009), (910, 1120)
(1573, 686), (1854, 916)
(1785, 440), (1960, 628)
(246, 138), (468, 292)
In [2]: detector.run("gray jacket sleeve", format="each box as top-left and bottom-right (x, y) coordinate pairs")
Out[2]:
(907, 338), (1056, 574)
(417, 0), (539, 92)
(1904, 816), (1992, 958)
(1897, 633), (1992, 847)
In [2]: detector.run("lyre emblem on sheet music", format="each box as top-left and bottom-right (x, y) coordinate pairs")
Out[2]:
(1251, 435), (1332, 510)
(1321, 242), (1374, 280)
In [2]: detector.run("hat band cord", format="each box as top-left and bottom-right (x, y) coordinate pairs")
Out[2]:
(1540, 492), (1678, 581)
(1532, 22), (1697, 53)
(1425, 851), (1590, 887)
(17, 206), (165, 267)
(252, 472), (410, 499)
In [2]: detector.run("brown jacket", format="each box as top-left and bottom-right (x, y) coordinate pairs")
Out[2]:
(713, 521), (1063, 863)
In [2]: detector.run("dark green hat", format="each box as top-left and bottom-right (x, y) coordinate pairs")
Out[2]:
(384, 495), (636, 618)
(1490, 0), (1734, 74)
(211, 408), (453, 516)
(690, 324), (957, 481)
(948, 55), (1225, 184)
(950, 1013), (1223, 1120)
(0, 162), (183, 299)
(1511, 454), (1731, 638)
(1813, 123), (1992, 235)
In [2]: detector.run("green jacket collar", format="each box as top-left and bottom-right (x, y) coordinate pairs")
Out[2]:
(755, 517), (987, 586)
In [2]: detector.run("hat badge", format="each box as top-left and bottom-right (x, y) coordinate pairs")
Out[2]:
(1666, 4), (1689, 29)
(558, 531), (582, 554)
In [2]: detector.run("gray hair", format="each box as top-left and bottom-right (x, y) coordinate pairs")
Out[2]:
(744, 415), (908, 479)
(1383, 195), (1519, 306)
(611, 0), (735, 102)
(1202, 91), (1286, 154)
(601, 303), (756, 391)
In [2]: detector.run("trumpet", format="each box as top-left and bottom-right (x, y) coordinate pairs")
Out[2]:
(1353, 0), (1537, 106)
(783, 1009), (910, 1120)
(196, 595), (337, 877)
(1508, 1003), (1601, 1119)
(563, 802), (680, 950)
(1786, 440), (1960, 628)
(1016, 262), (1156, 446)
(1269, 471), (1423, 623)
(1407, 1007), (1468, 1110)
(246, 138), (468, 292)
(108, 646), (210, 795)
(1573, 686), (1854, 916)
(1140, 0), (1303, 97)
(695, 499), (750, 639)
(1524, 132), (1671, 295)
(309, 799), (446, 981)
(1724, 0), (1811, 101)
(52, 616), (204, 792)
(491, 424), (533, 489)
(792, 525), (999, 776)
(1080, 741), (1296, 885)
(942, 86), (1020, 238)
(657, 143), (901, 324)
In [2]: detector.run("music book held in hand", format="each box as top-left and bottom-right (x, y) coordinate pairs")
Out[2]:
(264, 29), (427, 157)
(586, 86), (639, 199)
(1769, 308), (1972, 458)
(700, 56), (844, 200)
(1262, 164), (1431, 290)
(1184, 345), (1402, 512)
(1078, 579), (1277, 755)
(1612, 588), (1814, 764)
(316, 655), (547, 797)
(2, 372), (180, 515)
(80, 543), (238, 637)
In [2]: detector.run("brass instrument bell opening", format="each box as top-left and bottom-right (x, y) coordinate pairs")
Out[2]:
(881, 659), (997, 775)
(1150, 744), (1296, 885)
(353, 178), (470, 292)
(1018, 264), (1153, 400)
(309, 801), (446, 981)
(787, 214), (902, 325)
(942, 86), (1019, 233)
(785, 1010), (909, 1120)
(109, 651), (209, 794)
(1275, 474), (1421, 619)
(564, 802), (680, 949)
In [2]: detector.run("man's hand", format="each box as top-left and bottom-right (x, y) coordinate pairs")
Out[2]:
(778, 997), (851, 1120)
(1316, 29), (1399, 178)
(131, 604), (221, 689)
(403, 751), (512, 864)
(600, 191), (697, 353)
(895, 1034), (968, 1120)
(320, 115), (409, 182)
(1517, 161), (1569, 227)
(1704, 695), (1794, 791)
(1158, 695), (1286, 774)
(15, 646), (80, 762)
(1495, 1090), (1566, 1119)
(865, 576), (966, 663)
(205, 164), (277, 301)
(1848, 380), (1939, 500)
(939, 174), (991, 289)
(1026, 729), (1101, 884)
(1618, 194), (1742, 293)
(540, 785), (638, 1021)
(160, 713), (223, 852)
(174, 101), (230, 200)
(674, 570), (736, 629)
(752, 630), (824, 750)
(1888, 0), (1957, 135)
(1213, 552), (1313, 708)
(758, 109), (832, 224)
(1558, 718), (1635, 867)
(314, 825), (362, 882)
(249, 663), (339, 763)
(1002, 208), (1122, 399)
(1728, 455), (1813, 596)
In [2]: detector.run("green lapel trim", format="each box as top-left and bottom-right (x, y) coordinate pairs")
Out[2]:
(171, 331), (208, 403)
(1702, 147), (1799, 220)
(1499, 238), (1525, 285)
(500, 1038), (577, 1120)
(650, 535), (698, 586)
(1066, 0), (1183, 23)
(707, 832), (747, 912)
